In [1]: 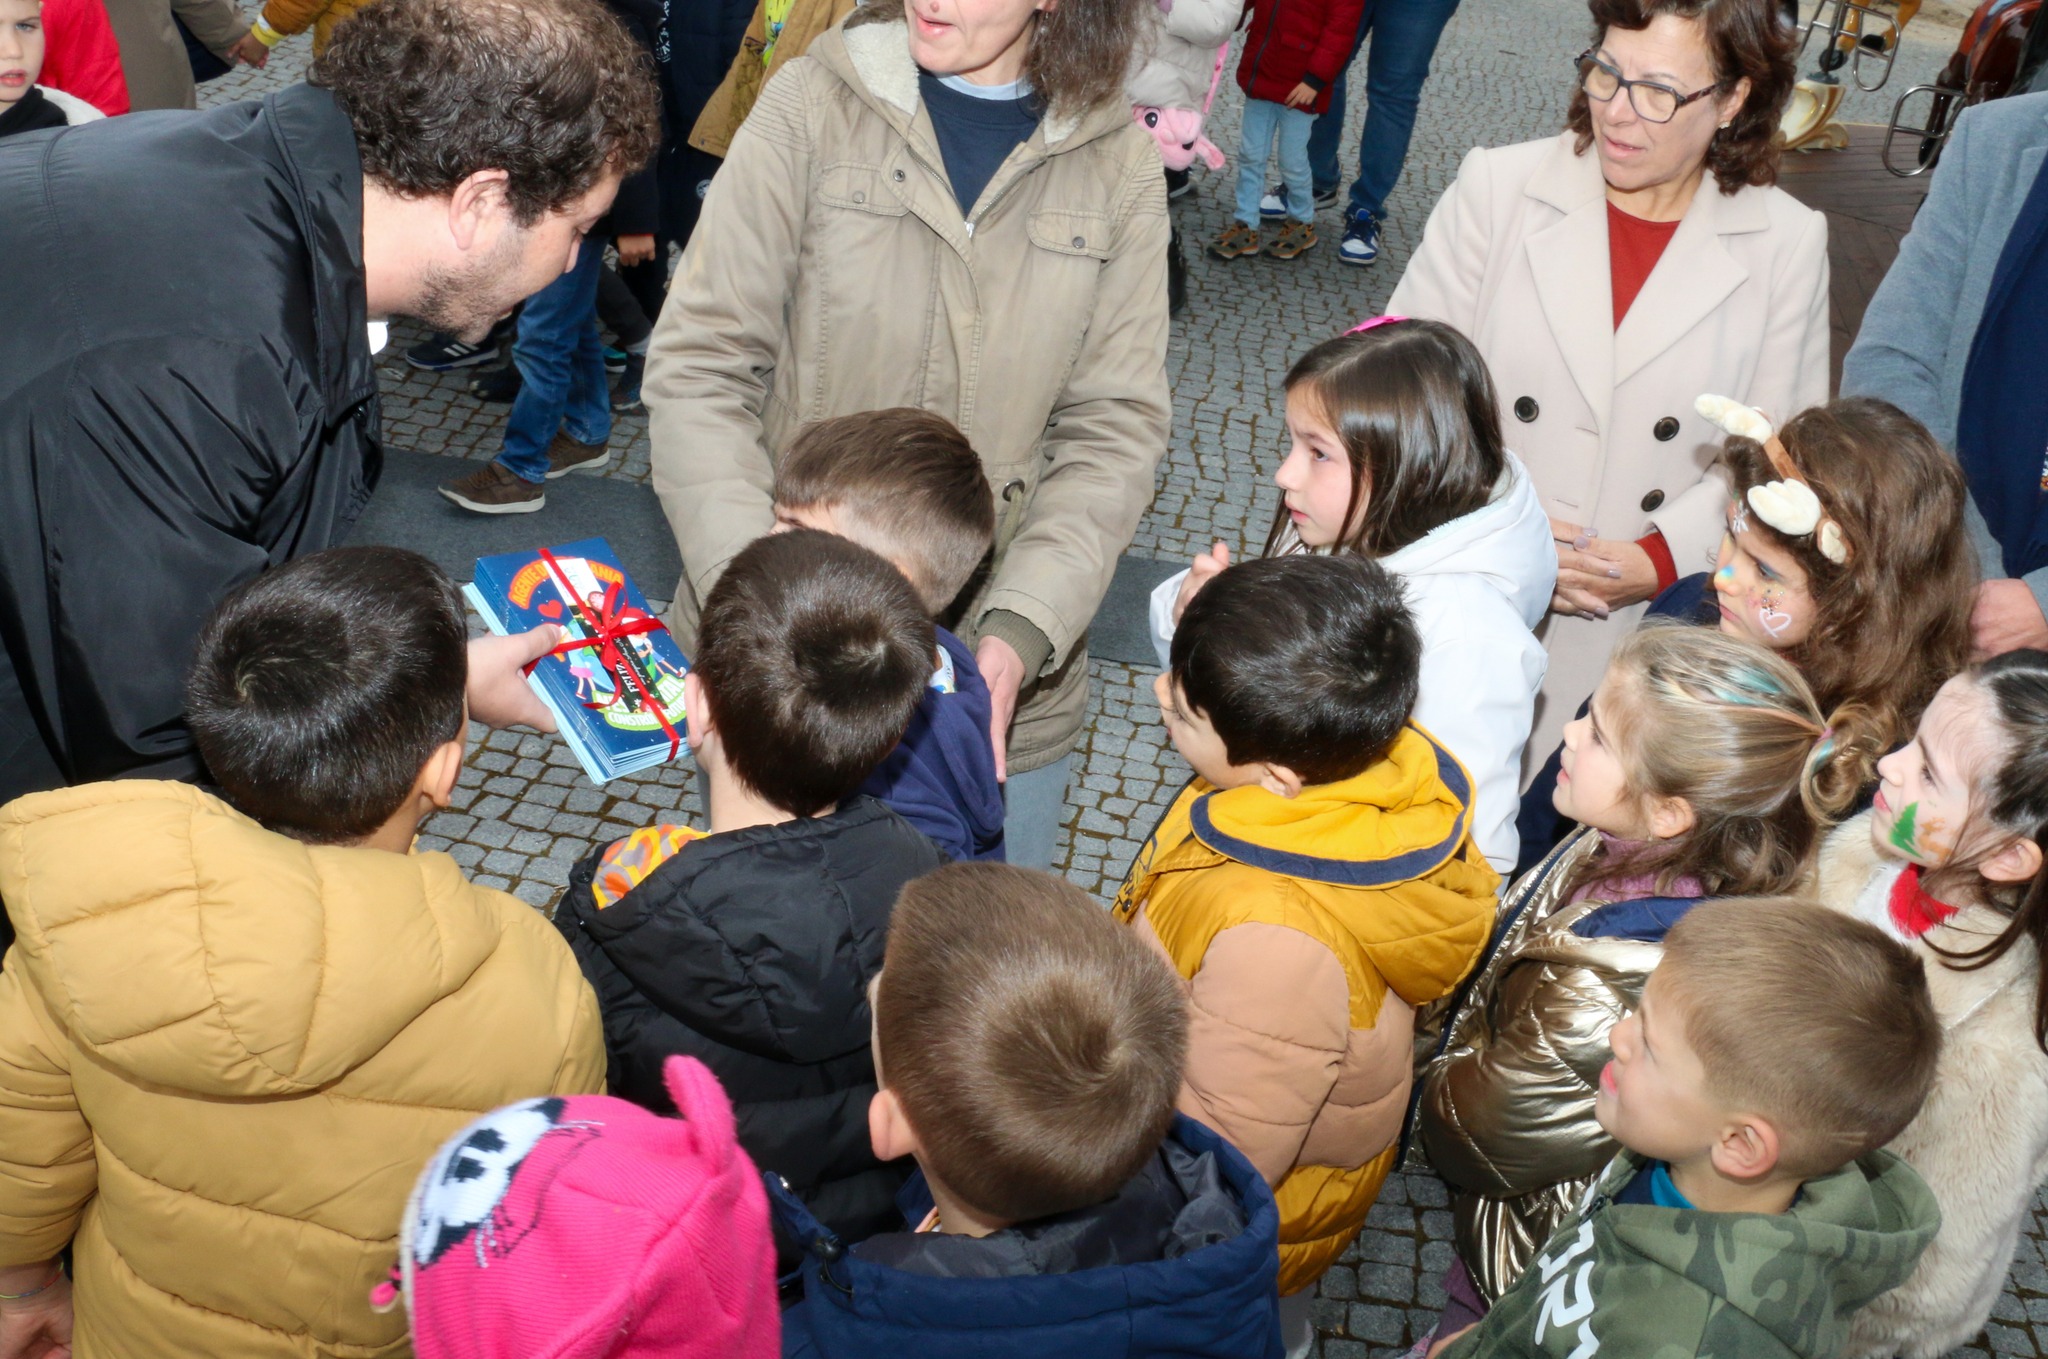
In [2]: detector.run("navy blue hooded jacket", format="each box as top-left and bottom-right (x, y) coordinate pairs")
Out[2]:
(778, 1114), (1283, 1359)
(857, 627), (1004, 862)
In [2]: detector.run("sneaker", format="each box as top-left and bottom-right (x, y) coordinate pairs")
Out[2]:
(1258, 184), (1341, 219)
(603, 345), (629, 375)
(468, 364), (522, 403)
(1338, 211), (1382, 266)
(1266, 219), (1319, 260)
(405, 324), (508, 372)
(611, 353), (646, 413)
(544, 430), (611, 478)
(1165, 166), (1194, 201)
(1208, 222), (1261, 260)
(440, 461), (545, 514)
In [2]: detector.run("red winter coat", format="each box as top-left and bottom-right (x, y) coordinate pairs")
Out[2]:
(38, 0), (129, 116)
(1233, 0), (1365, 115)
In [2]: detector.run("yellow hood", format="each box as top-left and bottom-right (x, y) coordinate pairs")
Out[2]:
(0, 780), (508, 1098)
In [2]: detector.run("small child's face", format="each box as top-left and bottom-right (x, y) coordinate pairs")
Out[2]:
(1153, 673), (1262, 791)
(1595, 969), (1723, 1163)
(1872, 674), (1994, 869)
(0, 0), (45, 107)
(1553, 670), (1656, 839)
(1273, 386), (1362, 550)
(1711, 498), (1816, 650)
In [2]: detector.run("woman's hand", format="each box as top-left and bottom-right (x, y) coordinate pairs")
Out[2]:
(976, 635), (1025, 782)
(1171, 542), (1230, 624)
(0, 1264), (71, 1359)
(1971, 578), (2048, 660)
(227, 30), (270, 66)
(1549, 517), (1659, 620)
(466, 627), (565, 733)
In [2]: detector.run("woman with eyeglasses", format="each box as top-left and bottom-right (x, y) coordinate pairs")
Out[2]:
(1389, 0), (1823, 791)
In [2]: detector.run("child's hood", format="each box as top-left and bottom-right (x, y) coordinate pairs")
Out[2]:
(1600, 1149), (1940, 1357)
(1378, 452), (1556, 631)
(0, 780), (514, 1097)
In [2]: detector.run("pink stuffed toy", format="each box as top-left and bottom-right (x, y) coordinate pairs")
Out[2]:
(1135, 104), (1226, 171)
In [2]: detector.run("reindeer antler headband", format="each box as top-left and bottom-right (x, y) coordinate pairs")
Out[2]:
(1694, 395), (1850, 566)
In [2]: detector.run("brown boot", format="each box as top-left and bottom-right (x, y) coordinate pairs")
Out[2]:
(543, 430), (611, 479)
(1266, 219), (1320, 260)
(1208, 222), (1261, 260)
(439, 461), (545, 515)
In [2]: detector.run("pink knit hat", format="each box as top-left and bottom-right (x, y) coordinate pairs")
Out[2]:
(391, 1055), (778, 1359)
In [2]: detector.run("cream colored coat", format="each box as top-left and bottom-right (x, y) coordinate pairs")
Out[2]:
(1817, 814), (2048, 1359)
(1389, 133), (1831, 775)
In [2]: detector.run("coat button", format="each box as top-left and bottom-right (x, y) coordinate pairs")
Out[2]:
(852, 191), (865, 204)
(1654, 416), (1680, 441)
(1072, 236), (1087, 249)
(1514, 396), (1539, 423)
(1001, 477), (1026, 502)
(892, 169), (906, 182)
(1641, 489), (1665, 512)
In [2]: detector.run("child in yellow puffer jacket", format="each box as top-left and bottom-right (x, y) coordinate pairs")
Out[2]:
(1113, 553), (1498, 1351)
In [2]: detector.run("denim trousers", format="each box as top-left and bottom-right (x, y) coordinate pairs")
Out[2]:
(1237, 97), (1316, 227)
(498, 242), (611, 483)
(1307, 0), (1463, 222)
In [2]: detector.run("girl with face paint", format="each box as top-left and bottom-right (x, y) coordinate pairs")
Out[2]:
(1811, 649), (2048, 1359)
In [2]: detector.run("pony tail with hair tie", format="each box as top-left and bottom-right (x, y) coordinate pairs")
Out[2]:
(1800, 702), (1881, 824)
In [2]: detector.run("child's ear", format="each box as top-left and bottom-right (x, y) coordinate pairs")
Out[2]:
(868, 1088), (922, 1164)
(683, 670), (712, 754)
(1709, 1114), (1782, 1183)
(1256, 763), (1305, 800)
(1980, 833), (2045, 887)
(421, 737), (465, 810)
(1646, 794), (1697, 841)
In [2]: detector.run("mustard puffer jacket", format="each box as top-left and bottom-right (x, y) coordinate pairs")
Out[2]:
(1115, 725), (1499, 1294)
(0, 781), (607, 1358)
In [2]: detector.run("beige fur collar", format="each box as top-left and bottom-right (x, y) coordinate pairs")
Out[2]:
(838, 13), (1089, 146)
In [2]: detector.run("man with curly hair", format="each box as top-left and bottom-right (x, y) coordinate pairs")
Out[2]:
(0, 0), (660, 808)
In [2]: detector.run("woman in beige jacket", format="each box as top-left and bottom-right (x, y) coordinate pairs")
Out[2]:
(644, 0), (1170, 868)
(1389, 0), (1829, 778)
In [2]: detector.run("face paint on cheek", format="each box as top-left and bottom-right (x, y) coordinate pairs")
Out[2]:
(1888, 800), (1922, 856)
(1916, 813), (1955, 864)
(1754, 587), (1793, 638)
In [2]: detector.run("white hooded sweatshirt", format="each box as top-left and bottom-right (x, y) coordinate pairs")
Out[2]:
(1150, 452), (1556, 873)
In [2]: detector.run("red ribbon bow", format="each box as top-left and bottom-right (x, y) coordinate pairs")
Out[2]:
(523, 547), (681, 760)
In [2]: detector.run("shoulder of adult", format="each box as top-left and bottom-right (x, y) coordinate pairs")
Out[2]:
(37, 85), (103, 124)
(1950, 87), (2048, 160)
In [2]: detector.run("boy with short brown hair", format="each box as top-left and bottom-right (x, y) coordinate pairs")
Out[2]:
(1431, 897), (1944, 1359)
(774, 408), (1004, 861)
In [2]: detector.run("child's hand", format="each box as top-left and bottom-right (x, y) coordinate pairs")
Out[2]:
(467, 627), (565, 733)
(1172, 541), (1230, 624)
(616, 234), (657, 267)
(228, 29), (270, 66)
(1284, 81), (1317, 108)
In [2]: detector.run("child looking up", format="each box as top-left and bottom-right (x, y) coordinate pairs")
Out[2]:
(1420, 623), (1876, 1313)
(1517, 396), (1977, 872)
(1816, 649), (2048, 1359)
(554, 529), (946, 1252)
(1429, 898), (1942, 1359)
(0, 547), (605, 1359)
(779, 862), (1284, 1358)
(773, 407), (1003, 862)
(1119, 551), (1499, 1353)
(0, 0), (103, 136)
(1153, 317), (1556, 872)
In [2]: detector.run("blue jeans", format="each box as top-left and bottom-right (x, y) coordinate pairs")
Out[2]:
(497, 243), (611, 483)
(1001, 752), (1074, 872)
(1306, 0), (1463, 223)
(1237, 97), (1315, 227)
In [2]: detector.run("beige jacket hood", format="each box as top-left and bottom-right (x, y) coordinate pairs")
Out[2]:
(646, 13), (1173, 771)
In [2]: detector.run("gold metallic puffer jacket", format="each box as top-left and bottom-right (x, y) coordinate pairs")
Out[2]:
(1416, 828), (1682, 1301)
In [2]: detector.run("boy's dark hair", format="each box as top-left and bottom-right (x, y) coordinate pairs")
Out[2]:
(775, 409), (996, 616)
(1658, 897), (1942, 1180)
(311, 0), (660, 226)
(185, 547), (468, 845)
(696, 530), (933, 817)
(1170, 554), (1420, 785)
(876, 863), (1187, 1223)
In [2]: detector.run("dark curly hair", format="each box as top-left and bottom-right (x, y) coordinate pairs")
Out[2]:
(1566, 0), (1796, 194)
(850, 0), (1144, 116)
(311, 0), (660, 225)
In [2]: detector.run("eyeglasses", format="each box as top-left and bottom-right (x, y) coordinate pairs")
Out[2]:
(1575, 50), (1723, 124)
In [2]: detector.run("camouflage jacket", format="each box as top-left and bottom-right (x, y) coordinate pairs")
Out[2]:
(1440, 1149), (1940, 1359)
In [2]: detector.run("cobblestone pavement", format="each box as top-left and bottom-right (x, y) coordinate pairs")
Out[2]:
(199, 6), (2048, 1354)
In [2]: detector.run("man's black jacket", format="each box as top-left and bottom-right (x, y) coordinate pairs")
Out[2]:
(556, 797), (946, 1250)
(0, 85), (380, 802)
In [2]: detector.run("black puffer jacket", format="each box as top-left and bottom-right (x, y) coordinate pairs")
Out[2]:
(555, 796), (945, 1246)
(0, 85), (380, 803)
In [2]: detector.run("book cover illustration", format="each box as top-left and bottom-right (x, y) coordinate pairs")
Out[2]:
(463, 538), (690, 784)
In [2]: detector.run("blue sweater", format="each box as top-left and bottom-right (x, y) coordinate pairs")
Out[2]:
(779, 1114), (1281, 1359)
(858, 627), (1005, 862)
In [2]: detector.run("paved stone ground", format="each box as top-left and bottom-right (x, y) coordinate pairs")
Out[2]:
(199, 6), (2048, 1354)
